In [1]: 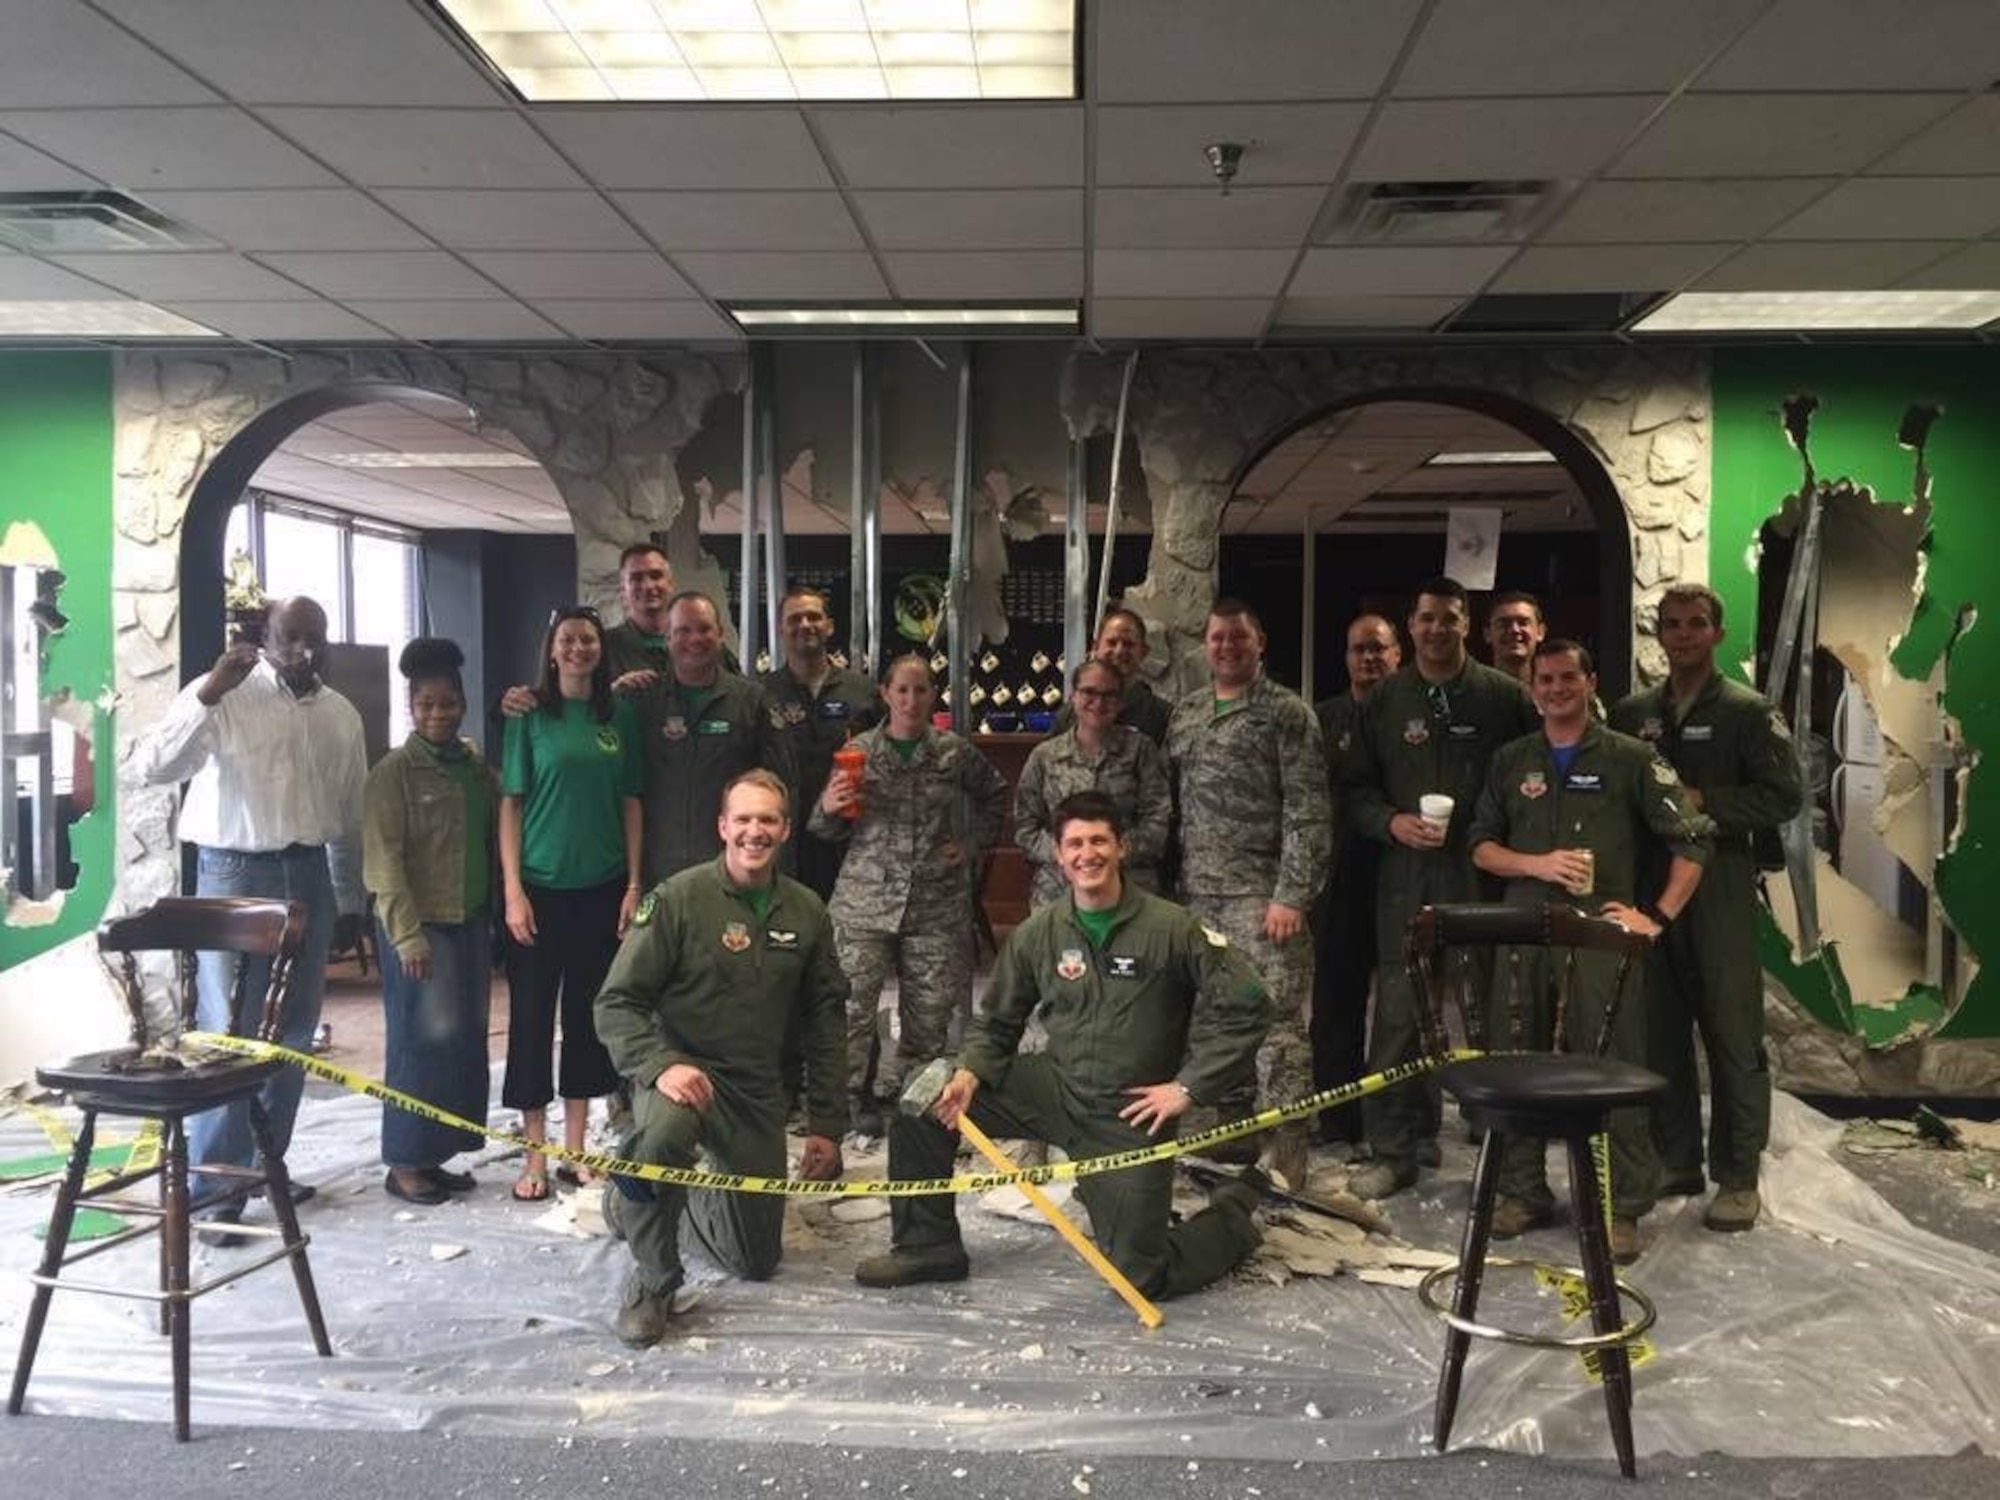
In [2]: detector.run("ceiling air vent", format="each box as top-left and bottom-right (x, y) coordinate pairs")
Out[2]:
(1326, 180), (1555, 243)
(0, 191), (219, 253)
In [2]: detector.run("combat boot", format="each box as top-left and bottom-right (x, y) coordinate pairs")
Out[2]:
(854, 1242), (971, 1288)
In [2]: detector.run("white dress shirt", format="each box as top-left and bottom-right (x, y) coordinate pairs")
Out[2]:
(136, 659), (368, 912)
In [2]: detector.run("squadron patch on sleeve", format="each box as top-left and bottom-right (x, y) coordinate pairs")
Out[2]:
(632, 890), (659, 927)
(1202, 925), (1229, 948)
(1652, 760), (1679, 787)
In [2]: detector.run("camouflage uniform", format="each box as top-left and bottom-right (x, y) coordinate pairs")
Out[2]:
(1165, 674), (1330, 1138)
(1342, 662), (1538, 1174)
(1013, 724), (1172, 907)
(758, 662), (884, 902)
(805, 727), (1009, 1104)
(1466, 723), (1713, 1219)
(1054, 676), (1174, 746)
(1611, 674), (1802, 1193)
(594, 859), (847, 1296)
(631, 672), (797, 886)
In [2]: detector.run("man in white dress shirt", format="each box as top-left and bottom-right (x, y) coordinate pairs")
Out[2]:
(136, 596), (367, 1238)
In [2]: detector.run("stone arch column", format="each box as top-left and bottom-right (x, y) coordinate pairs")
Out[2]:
(1059, 345), (1709, 698)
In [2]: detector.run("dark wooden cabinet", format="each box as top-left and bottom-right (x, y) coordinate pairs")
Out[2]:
(972, 732), (1039, 938)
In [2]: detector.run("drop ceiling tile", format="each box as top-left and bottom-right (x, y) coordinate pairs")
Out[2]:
(258, 251), (504, 299)
(1350, 97), (1665, 180)
(0, 133), (101, 192)
(674, 252), (888, 299)
(613, 191), (862, 252)
(1291, 246), (1515, 298)
(0, 108), (338, 190)
(538, 108), (831, 191)
(1273, 295), (1462, 328)
(373, 190), (646, 251)
(1698, 241), (1966, 291)
(159, 299), (397, 340)
(1396, 0), (1765, 95)
(1770, 177), (2000, 241)
(1093, 249), (1295, 298)
(95, 0), (502, 106)
(1701, 0), (2000, 91)
(257, 108), (583, 190)
(812, 106), (1082, 188)
(464, 251), (693, 300)
(1089, 298), (1273, 339)
(1614, 94), (1959, 178)
(1095, 187), (1322, 249)
(48, 252), (317, 301)
(344, 299), (565, 341)
(0, 254), (115, 299)
(1095, 104), (1368, 187)
(853, 190), (1082, 251)
(1546, 178), (1835, 242)
(1872, 98), (2000, 176)
(1898, 242), (2000, 288)
(1492, 243), (1733, 293)
(882, 251), (1082, 299)
(0, 4), (217, 106)
(139, 189), (434, 251)
(535, 301), (741, 341)
(1094, 0), (1422, 102)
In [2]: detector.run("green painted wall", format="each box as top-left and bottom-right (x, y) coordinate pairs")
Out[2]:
(0, 352), (115, 972)
(1712, 346), (1998, 1042)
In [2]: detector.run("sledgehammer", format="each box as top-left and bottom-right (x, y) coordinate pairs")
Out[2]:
(900, 1058), (1164, 1329)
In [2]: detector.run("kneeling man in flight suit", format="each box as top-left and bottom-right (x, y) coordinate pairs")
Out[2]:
(855, 790), (1272, 1302)
(595, 769), (848, 1346)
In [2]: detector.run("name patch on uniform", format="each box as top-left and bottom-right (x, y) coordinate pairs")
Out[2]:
(1106, 954), (1143, 980)
(697, 718), (732, 736)
(1564, 772), (1603, 793)
(721, 920), (751, 953)
(661, 715), (688, 741)
(818, 700), (853, 720)
(1520, 770), (1548, 800)
(1683, 724), (1715, 741)
(1056, 947), (1087, 981)
(1447, 723), (1480, 740)
(766, 928), (799, 950)
(1402, 717), (1429, 746)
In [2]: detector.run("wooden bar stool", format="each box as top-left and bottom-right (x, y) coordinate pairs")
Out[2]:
(7, 897), (334, 1441)
(1404, 902), (1663, 1478)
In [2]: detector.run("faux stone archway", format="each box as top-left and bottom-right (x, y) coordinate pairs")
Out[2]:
(1223, 383), (1635, 692)
(1059, 345), (1710, 699)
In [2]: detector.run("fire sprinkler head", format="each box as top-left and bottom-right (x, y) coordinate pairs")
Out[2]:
(1204, 141), (1245, 195)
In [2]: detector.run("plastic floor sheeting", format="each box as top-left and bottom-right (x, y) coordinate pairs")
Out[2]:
(1, 1081), (1994, 1464)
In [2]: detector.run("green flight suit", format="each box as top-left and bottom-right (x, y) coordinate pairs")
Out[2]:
(885, 884), (1270, 1301)
(1466, 724), (1713, 1219)
(632, 672), (797, 886)
(1611, 673), (1802, 1192)
(604, 619), (741, 680)
(758, 662), (883, 901)
(594, 859), (848, 1295)
(1341, 661), (1538, 1170)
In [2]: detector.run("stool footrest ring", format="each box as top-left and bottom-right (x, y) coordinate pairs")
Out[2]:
(1417, 1258), (1657, 1352)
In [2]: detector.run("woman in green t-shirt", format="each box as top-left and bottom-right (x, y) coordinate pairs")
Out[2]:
(499, 606), (643, 1202)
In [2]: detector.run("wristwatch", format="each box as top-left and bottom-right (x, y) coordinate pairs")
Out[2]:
(1639, 901), (1674, 929)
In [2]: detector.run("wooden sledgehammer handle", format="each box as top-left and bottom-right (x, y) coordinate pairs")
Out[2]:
(954, 1114), (1164, 1329)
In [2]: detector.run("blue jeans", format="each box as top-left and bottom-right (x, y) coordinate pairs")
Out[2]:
(190, 844), (335, 1190)
(379, 914), (492, 1170)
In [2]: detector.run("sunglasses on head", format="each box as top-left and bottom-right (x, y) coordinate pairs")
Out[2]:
(548, 605), (603, 628)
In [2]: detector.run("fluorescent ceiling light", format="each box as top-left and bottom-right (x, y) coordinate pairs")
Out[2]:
(434, 0), (1077, 101)
(1424, 450), (1554, 466)
(0, 301), (220, 338)
(320, 451), (543, 468)
(1634, 290), (2000, 333)
(729, 304), (1077, 329)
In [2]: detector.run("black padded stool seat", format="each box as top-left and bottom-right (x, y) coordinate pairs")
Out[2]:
(1443, 1055), (1667, 1139)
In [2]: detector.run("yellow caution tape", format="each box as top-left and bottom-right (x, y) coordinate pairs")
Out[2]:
(1534, 1264), (1658, 1381)
(184, 1032), (1482, 1198)
(18, 1098), (75, 1155)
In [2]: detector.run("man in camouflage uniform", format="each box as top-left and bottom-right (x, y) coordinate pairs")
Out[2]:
(1342, 577), (1538, 1202)
(1165, 598), (1330, 1191)
(1055, 607), (1173, 745)
(1311, 612), (1400, 1152)
(633, 592), (796, 885)
(595, 770), (847, 1346)
(1469, 639), (1712, 1263)
(757, 585), (882, 902)
(1610, 583), (1802, 1232)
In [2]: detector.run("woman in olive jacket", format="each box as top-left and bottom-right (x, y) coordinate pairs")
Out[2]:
(363, 638), (499, 1206)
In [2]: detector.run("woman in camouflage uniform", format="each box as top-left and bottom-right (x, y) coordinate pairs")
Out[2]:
(808, 655), (1009, 1134)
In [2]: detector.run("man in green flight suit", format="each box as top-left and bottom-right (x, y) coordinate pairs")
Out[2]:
(853, 790), (1270, 1299)
(1468, 639), (1714, 1264)
(603, 541), (741, 684)
(1610, 584), (1803, 1232)
(595, 769), (848, 1346)
(1342, 578), (1539, 1202)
